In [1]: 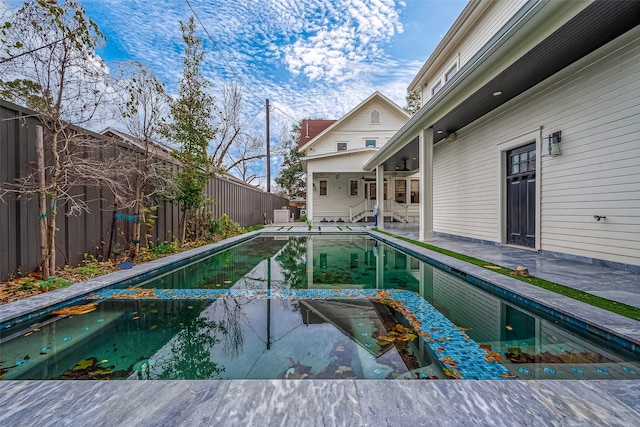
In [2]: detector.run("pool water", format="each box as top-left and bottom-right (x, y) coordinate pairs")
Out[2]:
(1, 235), (639, 380)
(0, 296), (443, 380)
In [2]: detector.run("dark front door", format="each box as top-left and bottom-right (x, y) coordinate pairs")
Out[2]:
(506, 143), (536, 248)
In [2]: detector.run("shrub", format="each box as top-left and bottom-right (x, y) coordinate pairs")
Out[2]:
(299, 214), (307, 223)
(207, 214), (244, 240)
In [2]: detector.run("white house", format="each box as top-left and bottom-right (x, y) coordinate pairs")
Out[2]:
(364, 0), (640, 271)
(299, 91), (412, 224)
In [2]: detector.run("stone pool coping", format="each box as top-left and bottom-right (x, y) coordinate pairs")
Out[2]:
(1, 379), (639, 425)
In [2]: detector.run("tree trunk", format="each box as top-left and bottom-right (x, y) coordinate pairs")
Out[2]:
(180, 209), (188, 246)
(35, 126), (49, 279)
(128, 183), (142, 259)
(48, 131), (61, 275)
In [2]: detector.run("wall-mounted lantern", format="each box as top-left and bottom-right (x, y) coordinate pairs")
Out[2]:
(541, 131), (562, 157)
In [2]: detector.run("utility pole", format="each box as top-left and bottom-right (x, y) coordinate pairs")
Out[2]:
(266, 98), (271, 192)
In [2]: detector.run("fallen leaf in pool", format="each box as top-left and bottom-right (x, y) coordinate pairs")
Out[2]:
(52, 303), (99, 316)
(150, 325), (157, 330)
(73, 358), (95, 371)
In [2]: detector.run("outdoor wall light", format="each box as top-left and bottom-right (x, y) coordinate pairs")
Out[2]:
(541, 131), (562, 157)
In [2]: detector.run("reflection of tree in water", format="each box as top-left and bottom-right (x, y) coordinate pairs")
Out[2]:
(275, 236), (308, 289)
(213, 298), (248, 357)
(157, 304), (228, 379)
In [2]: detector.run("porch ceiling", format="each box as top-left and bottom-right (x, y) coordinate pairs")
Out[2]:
(379, 0), (640, 173)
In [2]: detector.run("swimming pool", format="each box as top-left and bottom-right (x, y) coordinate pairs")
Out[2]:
(1, 234), (638, 381)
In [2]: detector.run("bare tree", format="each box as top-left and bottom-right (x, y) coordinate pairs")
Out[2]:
(0, 1), (130, 278)
(114, 62), (173, 258)
(227, 132), (264, 184)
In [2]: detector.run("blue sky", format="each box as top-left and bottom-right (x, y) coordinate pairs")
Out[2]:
(2, 0), (467, 186)
(77, 0), (467, 127)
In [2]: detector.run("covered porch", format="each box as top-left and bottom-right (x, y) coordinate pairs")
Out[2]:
(306, 171), (419, 224)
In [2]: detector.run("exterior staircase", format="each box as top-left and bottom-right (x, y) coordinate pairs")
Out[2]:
(349, 199), (409, 223)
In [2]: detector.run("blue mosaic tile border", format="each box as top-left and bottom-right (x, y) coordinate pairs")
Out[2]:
(371, 232), (640, 356)
(89, 288), (513, 380)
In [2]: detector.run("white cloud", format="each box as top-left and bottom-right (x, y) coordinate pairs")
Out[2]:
(3, 0), (421, 135)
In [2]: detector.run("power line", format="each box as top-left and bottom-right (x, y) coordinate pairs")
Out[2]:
(184, 0), (300, 127)
(185, 0), (262, 103)
(272, 105), (299, 124)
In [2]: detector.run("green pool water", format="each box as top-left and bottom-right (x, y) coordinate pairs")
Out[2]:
(1, 235), (638, 380)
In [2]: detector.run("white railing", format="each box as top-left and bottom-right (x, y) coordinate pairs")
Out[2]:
(383, 198), (409, 222)
(349, 199), (368, 222)
(350, 198), (408, 223)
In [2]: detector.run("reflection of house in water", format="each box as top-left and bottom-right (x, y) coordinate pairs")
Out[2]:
(305, 236), (421, 291)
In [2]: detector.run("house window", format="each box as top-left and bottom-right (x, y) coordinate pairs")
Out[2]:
(370, 110), (380, 124)
(431, 80), (442, 96)
(365, 139), (376, 148)
(319, 180), (328, 196)
(395, 180), (406, 203)
(445, 63), (458, 82)
(337, 142), (347, 151)
(410, 179), (419, 203)
(350, 180), (358, 196)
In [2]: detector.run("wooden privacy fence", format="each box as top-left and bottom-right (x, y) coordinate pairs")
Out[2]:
(0, 99), (288, 280)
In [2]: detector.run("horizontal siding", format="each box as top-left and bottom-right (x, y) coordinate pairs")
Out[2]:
(433, 28), (640, 266)
(458, 0), (526, 66)
(433, 117), (500, 241)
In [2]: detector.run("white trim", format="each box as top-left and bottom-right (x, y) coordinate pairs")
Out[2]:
(301, 147), (378, 161)
(497, 127), (542, 248)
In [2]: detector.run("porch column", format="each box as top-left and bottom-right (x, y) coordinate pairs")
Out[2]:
(376, 165), (384, 229)
(307, 171), (314, 223)
(419, 128), (434, 241)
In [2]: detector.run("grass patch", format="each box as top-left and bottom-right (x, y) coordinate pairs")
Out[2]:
(376, 230), (640, 322)
(246, 225), (264, 232)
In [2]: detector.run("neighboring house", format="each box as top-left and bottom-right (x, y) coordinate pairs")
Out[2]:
(101, 127), (174, 161)
(364, 0), (640, 270)
(299, 92), (411, 223)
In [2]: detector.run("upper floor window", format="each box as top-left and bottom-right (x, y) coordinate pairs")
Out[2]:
(431, 80), (442, 96)
(337, 142), (347, 151)
(365, 139), (376, 148)
(445, 63), (458, 82)
(370, 110), (380, 124)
